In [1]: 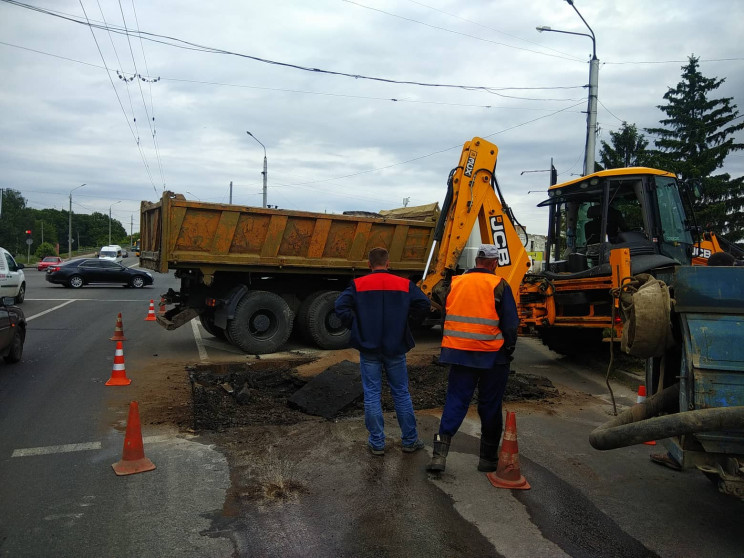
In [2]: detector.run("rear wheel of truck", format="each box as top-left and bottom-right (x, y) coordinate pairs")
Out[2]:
(227, 291), (294, 354)
(199, 313), (226, 340)
(305, 290), (350, 350)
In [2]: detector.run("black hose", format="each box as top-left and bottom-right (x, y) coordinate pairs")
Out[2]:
(589, 383), (744, 450)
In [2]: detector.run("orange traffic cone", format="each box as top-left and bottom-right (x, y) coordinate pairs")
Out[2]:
(110, 312), (127, 341)
(106, 341), (132, 386)
(158, 297), (166, 315)
(144, 299), (157, 321)
(636, 386), (656, 445)
(112, 401), (156, 476)
(486, 411), (531, 490)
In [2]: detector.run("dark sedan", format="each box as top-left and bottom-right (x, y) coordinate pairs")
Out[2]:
(45, 258), (154, 289)
(0, 296), (25, 364)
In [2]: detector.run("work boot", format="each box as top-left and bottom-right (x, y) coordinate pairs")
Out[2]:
(477, 438), (500, 472)
(426, 434), (451, 472)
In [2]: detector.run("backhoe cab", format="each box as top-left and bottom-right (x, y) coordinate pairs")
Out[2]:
(520, 167), (707, 355)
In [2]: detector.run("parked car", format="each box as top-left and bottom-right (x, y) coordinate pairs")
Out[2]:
(45, 258), (154, 289)
(37, 256), (63, 271)
(0, 247), (25, 303)
(0, 296), (25, 364)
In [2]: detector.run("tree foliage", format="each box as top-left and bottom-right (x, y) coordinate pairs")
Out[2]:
(646, 55), (744, 241)
(599, 122), (651, 169)
(0, 189), (129, 258)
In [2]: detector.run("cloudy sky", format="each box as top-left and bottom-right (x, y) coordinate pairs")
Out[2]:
(2, 0), (743, 235)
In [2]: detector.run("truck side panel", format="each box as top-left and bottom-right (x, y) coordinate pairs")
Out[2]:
(140, 192), (436, 276)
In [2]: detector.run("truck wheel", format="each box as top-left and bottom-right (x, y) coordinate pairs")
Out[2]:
(227, 291), (294, 354)
(294, 291), (324, 342)
(306, 291), (350, 350)
(199, 314), (226, 340)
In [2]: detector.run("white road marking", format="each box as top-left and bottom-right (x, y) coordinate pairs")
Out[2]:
(12, 441), (102, 457)
(191, 318), (209, 361)
(24, 299), (78, 321)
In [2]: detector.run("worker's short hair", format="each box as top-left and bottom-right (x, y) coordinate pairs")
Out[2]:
(368, 247), (389, 267)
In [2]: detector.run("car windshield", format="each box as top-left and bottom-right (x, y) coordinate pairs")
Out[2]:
(43, 257), (58, 262)
(100, 250), (116, 257)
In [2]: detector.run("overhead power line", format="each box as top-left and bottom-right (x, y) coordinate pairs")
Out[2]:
(1, 0), (590, 100)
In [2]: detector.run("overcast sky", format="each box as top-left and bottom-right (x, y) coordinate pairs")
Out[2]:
(2, 0), (743, 235)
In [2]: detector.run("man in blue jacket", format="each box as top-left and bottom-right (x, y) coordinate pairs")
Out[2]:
(335, 247), (431, 456)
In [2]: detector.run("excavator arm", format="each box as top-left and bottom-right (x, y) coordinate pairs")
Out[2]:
(418, 137), (532, 308)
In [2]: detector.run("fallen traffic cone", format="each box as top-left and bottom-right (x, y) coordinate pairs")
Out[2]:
(158, 296), (166, 315)
(112, 401), (156, 476)
(144, 299), (157, 321)
(106, 341), (132, 386)
(110, 312), (127, 341)
(636, 386), (656, 445)
(486, 411), (531, 490)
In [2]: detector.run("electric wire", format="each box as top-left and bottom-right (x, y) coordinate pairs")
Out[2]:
(343, 0), (582, 62)
(0, 40), (586, 108)
(120, 0), (166, 191)
(131, 0), (166, 190)
(77, 0), (158, 196)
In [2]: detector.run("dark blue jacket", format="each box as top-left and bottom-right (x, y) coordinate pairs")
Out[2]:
(335, 270), (430, 356)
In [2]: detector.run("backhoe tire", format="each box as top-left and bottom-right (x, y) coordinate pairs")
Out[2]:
(538, 328), (603, 356)
(306, 290), (349, 350)
(199, 313), (226, 340)
(227, 291), (294, 354)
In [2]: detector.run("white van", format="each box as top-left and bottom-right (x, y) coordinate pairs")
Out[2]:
(98, 245), (123, 263)
(0, 247), (26, 303)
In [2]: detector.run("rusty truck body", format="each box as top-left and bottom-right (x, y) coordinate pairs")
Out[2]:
(140, 192), (437, 354)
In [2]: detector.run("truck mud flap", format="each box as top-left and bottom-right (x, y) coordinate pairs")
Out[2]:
(156, 307), (200, 330)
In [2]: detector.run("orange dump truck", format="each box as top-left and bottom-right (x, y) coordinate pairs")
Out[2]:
(140, 192), (437, 354)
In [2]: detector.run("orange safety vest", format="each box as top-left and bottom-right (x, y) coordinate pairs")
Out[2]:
(441, 272), (504, 352)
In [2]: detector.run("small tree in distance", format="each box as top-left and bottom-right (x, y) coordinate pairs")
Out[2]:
(599, 122), (651, 169)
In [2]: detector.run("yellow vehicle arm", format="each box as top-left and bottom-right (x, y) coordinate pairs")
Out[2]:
(419, 137), (532, 308)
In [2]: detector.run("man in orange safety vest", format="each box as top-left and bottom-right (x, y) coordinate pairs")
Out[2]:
(426, 244), (519, 474)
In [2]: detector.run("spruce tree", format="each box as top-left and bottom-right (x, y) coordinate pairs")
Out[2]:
(599, 122), (650, 169)
(646, 55), (744, 242)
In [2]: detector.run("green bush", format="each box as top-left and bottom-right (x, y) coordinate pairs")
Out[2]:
(34, 242), (58, 259)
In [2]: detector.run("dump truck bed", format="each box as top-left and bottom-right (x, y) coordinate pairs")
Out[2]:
(140, 192), (437, 277)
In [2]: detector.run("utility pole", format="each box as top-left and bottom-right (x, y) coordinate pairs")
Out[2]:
(537, 0), (598, 175)
(230, 181), (233, 204)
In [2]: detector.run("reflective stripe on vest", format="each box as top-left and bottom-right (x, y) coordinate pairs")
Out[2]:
(442, 272), (505, 352)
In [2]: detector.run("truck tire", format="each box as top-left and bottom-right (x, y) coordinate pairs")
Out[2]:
(199, 314), (226, 340)
(306, 290), (350, 350)
(294, 290), (324, 342)
(227, 291), (294, 354)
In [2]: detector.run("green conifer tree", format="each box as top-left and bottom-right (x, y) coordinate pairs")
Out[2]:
(599, 122), (651, 169)
(646, 55), (744, 241)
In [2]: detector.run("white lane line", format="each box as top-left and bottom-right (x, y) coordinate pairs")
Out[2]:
(12, 441), (102, 457)
(25, 299), (78, 321)
(11, 435), (186, 458)
(191, 318), (209, 361)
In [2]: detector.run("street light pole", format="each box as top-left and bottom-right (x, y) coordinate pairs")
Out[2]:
(537, 0), (598, 175)
(69, 183), (86, 259)
(246, 131), (268, 208)
(109, 201), (122, 245)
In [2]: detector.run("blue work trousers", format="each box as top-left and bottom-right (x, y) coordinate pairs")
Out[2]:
(359, 352), (419, 449)
(439, 363), (509, 442)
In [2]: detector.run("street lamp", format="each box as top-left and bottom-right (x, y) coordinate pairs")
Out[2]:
(246, 131), (268, 208)
(69, 183), (86, 259)
(109, 201), (122, 245)
(537, 0), (598, 175)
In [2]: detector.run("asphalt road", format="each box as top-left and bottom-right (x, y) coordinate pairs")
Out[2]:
(1, 261), (742, 557)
